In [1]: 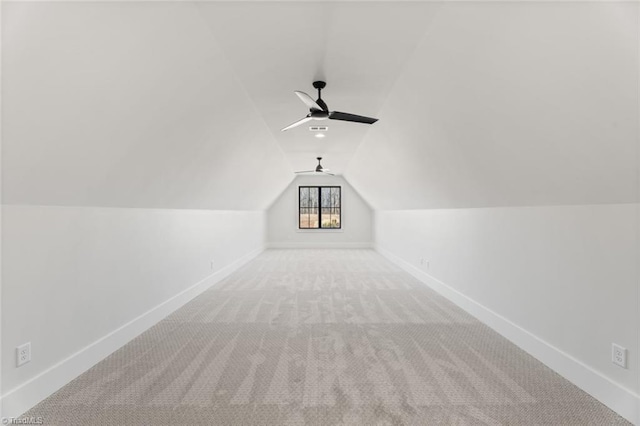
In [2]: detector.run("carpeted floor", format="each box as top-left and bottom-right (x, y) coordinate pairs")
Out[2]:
(25, 249), (629, 425)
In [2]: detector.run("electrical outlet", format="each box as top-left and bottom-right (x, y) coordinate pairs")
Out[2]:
(16, 342), (31, 367)
(612, 343), (627, 368)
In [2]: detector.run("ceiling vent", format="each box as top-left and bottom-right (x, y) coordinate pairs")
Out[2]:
(309, 126), (328, 132)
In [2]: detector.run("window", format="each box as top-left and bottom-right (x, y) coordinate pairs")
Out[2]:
(299, 186), (341, 229)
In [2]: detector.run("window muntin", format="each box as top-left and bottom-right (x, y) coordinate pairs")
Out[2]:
(299, 186), (341, 229)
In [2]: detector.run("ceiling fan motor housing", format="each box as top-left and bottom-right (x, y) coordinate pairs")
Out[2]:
(310, 110), (329, 119)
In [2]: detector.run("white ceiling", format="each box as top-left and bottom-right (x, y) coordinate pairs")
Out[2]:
(3, 1), (638, 210)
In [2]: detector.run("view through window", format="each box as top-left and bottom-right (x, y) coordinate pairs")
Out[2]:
(299, 186), (341, 229)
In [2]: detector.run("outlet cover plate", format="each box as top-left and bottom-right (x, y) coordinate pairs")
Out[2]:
(612, 343), (627, 368)
(17, 342), (31, 367)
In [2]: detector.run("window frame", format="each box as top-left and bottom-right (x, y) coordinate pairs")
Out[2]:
(298, 186), (342, 230)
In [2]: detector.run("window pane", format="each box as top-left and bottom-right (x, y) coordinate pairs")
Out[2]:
(331, 208), (341, 228)
(309, 187), (319, 228)
(331, 187), (340, 208)
(321, 187), (331, 208)
(309, 187), (318, 208)
(332, 188), (341, 227)
(321, 212), (331, 228)
(300, 212), (319, 228)
(321, 187), (341, 228)
(320, 187), (330, 227)
(308, 211), (319, 228)
(299, 187), (319, 229)
(299, 187), (314, 228)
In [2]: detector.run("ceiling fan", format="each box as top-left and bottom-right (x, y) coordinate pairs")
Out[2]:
(295, 157), (335, 176)
(281, 81), (378, 131)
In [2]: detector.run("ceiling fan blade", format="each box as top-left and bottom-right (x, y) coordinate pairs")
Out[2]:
(281, 116), (313, 132)
(295, 91), (324, 112)
(294, 170), (316, 174)
(329, 111), (378, 124)
(323, 171), (336, 176)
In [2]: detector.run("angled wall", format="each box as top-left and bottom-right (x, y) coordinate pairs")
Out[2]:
(346, 2), (640, 422)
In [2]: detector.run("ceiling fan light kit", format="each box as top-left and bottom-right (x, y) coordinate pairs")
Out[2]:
(281, 81), (378, 131)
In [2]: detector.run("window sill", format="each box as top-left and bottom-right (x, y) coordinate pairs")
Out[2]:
(296, 228), (344, 233)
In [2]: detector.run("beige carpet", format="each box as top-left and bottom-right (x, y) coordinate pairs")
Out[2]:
(25, 249), (629, 425)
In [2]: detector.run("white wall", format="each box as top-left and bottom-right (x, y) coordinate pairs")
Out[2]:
(1, 205), (266, 416)
(374, 204), (639, 422)
(267, 175), (372, 248)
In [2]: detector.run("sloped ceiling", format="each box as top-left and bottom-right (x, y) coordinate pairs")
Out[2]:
(2, 2), (295, 210)
(345, 1), (639, 210)
(3, 2), (638, 211)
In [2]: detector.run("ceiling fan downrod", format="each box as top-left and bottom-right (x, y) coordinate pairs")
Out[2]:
(313, 81), (328, 112)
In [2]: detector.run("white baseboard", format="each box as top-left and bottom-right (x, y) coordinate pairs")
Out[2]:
(0, 246), (264, 419)
(376, 245), (640, 425)
(266, 242), (373, 249)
